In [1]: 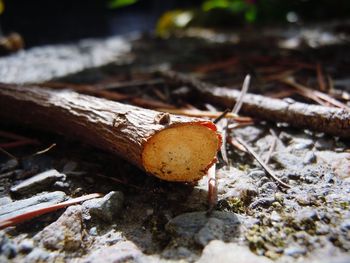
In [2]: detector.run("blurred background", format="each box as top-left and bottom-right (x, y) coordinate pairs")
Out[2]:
(0, 0), (349, 48)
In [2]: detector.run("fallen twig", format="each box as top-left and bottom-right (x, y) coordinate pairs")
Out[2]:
(264, 129), (278, 164)
(0, 83), (221, 182)
(213, 109), (231, 124)
(0, 193), (102, 229)
(316, 63), (327, 92)
(232, 75), (251, 115)
(281, 77), (350, 111)
(33, 143), (56, 156)
(0, 147), (17, 160)
(161, 70), (350, 138)
(207, 164), (217, 212)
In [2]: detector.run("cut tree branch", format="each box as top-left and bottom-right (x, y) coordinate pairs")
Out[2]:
(161, 70), (350, 138)
(0, 83), (221, 182)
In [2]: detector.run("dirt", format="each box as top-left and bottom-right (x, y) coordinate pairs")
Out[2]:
(0, 24), (350, 262)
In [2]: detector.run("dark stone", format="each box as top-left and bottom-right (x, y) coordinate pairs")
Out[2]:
(259, 182), (278, 197)
(279, 132), (293, 143)
(287, 172), (301, 180)
(195, 218), (225, 247)
(249, 197), (275, 209)
(83, 191), (124, 222)
(166, 211), (240, 246)
(315, 138), (334, 150)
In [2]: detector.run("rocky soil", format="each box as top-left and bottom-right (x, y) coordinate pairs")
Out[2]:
(0, 29), (349, 263)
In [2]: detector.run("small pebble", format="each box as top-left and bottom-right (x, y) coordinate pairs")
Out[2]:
(83, 191), (124, 222)
(290, 138), (314, 150)
(250, 197), (275, 209)
(303, 151), (317, 164)
(1, 242), (17, 259)
(89, 227), (98, 236)
(18, 239), (34, 254)
(279, 132), (293, 143)
(340, 220), (350, 232)
(296, 208), (318, 223)
(315, 138), (334, 150)
(284, 246), (306, 257)
(259, 182), (278, 197)
(248, 170), (266, 180)
(315, 223), (329, 235)
(270, 211), (281, 222)
(53, 181), (70, 188)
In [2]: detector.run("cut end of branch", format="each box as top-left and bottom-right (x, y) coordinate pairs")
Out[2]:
(142, 122), (221, 182)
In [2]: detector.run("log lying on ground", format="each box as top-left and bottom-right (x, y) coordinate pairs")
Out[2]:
(161, 71), (350, 138)
(0, 83), (221, 182)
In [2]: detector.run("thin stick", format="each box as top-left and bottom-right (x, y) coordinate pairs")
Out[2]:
(0, 193), (102, 229)
(207, 164), (217, 213)
(229, 137), (247, 152)
(282, 78), (350, 111)
(0, 130), (35, 141)
(33, 143), (56, 156)
(0, 147), (17, 160)
(0, 139), (39, 149)
(264, 129), (278, 164)
(161, 70), (350, 137)
(316, 63), (326, 92)
(220, 128), (229, 165)
(232, 75), (251, 115)
(213, 108), (231, 124)
(103, 78), (164, 90)
(235, 137), (291, 189)
(221, 74), (251, 164)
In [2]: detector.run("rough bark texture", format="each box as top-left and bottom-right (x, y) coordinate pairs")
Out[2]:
(161, 71), (350, 138)
(0, 83), (220, 182)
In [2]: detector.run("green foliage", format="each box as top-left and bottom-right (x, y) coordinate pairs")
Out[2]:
(202, 0), (257, 22)
(0, 0), (4, 14)
(107, 0), (138, 9)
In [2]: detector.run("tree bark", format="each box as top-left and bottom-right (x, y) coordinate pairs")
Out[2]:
(0, 83), (221, 182)
(161, 71), (350, 138)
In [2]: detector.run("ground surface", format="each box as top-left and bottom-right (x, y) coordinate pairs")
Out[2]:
(0, 24), (350, 262)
